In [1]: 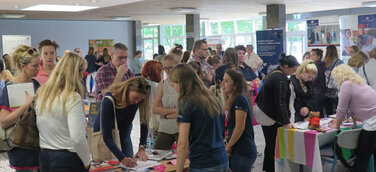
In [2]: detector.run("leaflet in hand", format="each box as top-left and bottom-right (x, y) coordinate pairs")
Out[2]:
(7, 83), (34, 109)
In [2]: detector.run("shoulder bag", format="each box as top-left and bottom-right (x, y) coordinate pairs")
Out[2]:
(9, 100), (39, 149)
(90, 95), (122, 161)
(362, 63), (370, 85)
(325, 59), (339, 98)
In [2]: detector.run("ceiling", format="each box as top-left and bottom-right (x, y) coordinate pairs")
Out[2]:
(0, 0), (373, 25)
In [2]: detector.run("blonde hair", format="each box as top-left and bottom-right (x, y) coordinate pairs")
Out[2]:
(296, 59), (317, 79)
(35, 52), (86, 116)
(348, 51), (368, 68)
(12, 45), (40, 72)
(108, 76), (151, 124)
(163, 53), (179, 64)
(169, 64), (222, 117)
(332, 64), (365, 88)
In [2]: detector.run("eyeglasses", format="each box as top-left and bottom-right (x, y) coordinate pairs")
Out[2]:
(27, 48), (37, 55)
(163, 66), (174, 71)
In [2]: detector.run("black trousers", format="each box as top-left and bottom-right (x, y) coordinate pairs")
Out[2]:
(353, 129), (376, 172)
(323, 96), (338, 116)
(261, 123), (282, 172)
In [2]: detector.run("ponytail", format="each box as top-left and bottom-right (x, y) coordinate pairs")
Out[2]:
(278, 53), (299, 67)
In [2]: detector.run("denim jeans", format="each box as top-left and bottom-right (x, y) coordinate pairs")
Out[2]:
(230, 155), (257, 172)
(39, 150), (88, 172)
(189, 161), (229, 172)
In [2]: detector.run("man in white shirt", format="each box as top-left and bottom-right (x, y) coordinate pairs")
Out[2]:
(245, 44), (263, 74)
(216, 43), (224, 59)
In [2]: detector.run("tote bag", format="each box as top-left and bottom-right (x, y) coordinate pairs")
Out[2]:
(91, 96), (122, 161)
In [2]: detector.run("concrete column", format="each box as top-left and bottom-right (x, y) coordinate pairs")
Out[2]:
(129, 20), (142, 72)
(266, 4), (286, 52)
(186, 14), (200, 51)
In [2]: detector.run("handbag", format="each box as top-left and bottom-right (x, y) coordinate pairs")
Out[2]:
(0, 124), (16, 152)
(9, 100), (39, 149)
(325, 59), (339, 98)
(91, 95), (122, 161)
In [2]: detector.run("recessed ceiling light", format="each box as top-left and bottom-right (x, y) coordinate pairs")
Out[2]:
(0, 13), (25, 18)
(22, 4), (98, 12)
(89, 0), (99, 2)
(171, 7), (197, 13)
(110, 16), (131, 20)
(362, 1), (376, 7)
(12, 5), (21, 8)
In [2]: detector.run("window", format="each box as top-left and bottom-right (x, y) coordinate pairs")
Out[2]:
(236, 20), (252, 33)
(161, 24), (186, 52)
(220, 21), (234, 34)
(141, 26), (159, 60)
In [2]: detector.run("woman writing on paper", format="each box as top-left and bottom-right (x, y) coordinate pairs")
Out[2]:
(93, 77), (151, 167)
(254, 54), (299, 172)
(0, 45), (41, 171)
(35, 52), (91, 171)
(169, 64), (228, 172)
(329, 64), (376, 172)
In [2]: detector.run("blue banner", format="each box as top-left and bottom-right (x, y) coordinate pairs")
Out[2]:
(358, 14), (376, 29)
(307, 20), (319, 26)
(256, 30), (284, 78)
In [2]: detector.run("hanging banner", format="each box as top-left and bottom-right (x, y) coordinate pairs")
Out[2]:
(256, 30), (284, 79)
(2, 35), (31, 55)
(340, 14), (376, 63)
(307, 20), (340, 47)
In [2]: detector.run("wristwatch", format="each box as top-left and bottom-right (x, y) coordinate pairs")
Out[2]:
(164, 115), (168, 119)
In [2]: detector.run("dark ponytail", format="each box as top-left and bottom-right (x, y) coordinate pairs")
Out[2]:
(278, 53), (299, 67)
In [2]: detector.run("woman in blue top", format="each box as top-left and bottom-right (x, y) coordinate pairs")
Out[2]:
(93, 76), (151, 167)
(222, 69), (257, 172)
(0, 45), (41, 171)
(169, 64), (228, 172)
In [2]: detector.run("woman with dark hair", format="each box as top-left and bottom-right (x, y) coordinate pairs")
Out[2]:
(254, 53), (299, 172)
(85, 47), (97, 96)
(99, 48), (111, 65)
(310, 48), (326, 116)
(323, 45), (343, 115)
(302, 51), (310, 61)
(181, 51), (191, 63)
(222, 69), (257, 172)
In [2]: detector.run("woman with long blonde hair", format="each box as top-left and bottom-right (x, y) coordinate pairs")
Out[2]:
(169, 64), (228, 172)
(93, 76), (151, 167)
(329, 64), (376, 171)
(0, 45), (41, 171)
(35, 52), (90, 171)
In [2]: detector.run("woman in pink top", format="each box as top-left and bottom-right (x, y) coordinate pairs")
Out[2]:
(329, 64), (376, 172)
(34, 40), (59, 85)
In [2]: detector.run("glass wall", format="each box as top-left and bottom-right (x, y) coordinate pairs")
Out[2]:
(286, 20), (307, 63)
(141, 26), (159, 60)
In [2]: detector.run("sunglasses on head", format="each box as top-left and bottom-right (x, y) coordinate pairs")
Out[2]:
(27, 48), (37, 55)
(138, 83), (151, 92)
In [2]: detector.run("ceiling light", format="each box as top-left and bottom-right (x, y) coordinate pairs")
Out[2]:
(110, 16), (131, 20)
(0, 13), (25, 18)
(89, 0), (99, 2)
(22, 4), (98, 12)
(362, 1), (376, 7)
(171, 7), (197, 13)
(12, 5), (21, 8)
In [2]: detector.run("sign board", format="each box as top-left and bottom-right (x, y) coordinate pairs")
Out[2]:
(2, 35), (31, 55)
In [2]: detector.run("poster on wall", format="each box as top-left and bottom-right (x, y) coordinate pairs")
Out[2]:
(307, 20), (340, 47)
(340, 14), (376, 63)
(88, 39), (114, 55)
(2, 35), (31, 55)
(256, 30), (284, 79)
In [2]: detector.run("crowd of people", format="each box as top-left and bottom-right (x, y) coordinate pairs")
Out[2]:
(0, 37), (376, 172)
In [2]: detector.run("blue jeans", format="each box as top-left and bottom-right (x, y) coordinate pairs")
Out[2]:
(189, 161), (229, 172)
(39, 150), (88, 172)
(230, 155), (256, 172)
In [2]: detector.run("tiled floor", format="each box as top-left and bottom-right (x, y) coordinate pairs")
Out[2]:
(0, 110), (266, 171)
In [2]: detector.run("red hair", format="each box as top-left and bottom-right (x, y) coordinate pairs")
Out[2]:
(141, 60), (162, 83)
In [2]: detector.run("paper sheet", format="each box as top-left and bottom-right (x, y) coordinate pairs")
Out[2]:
(7, 83), (34, 108)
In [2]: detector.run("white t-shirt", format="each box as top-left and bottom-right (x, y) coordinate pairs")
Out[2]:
(36, 92), (91, 166)
(244, 52), (263, 69)
(363, 115), (376, 131)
